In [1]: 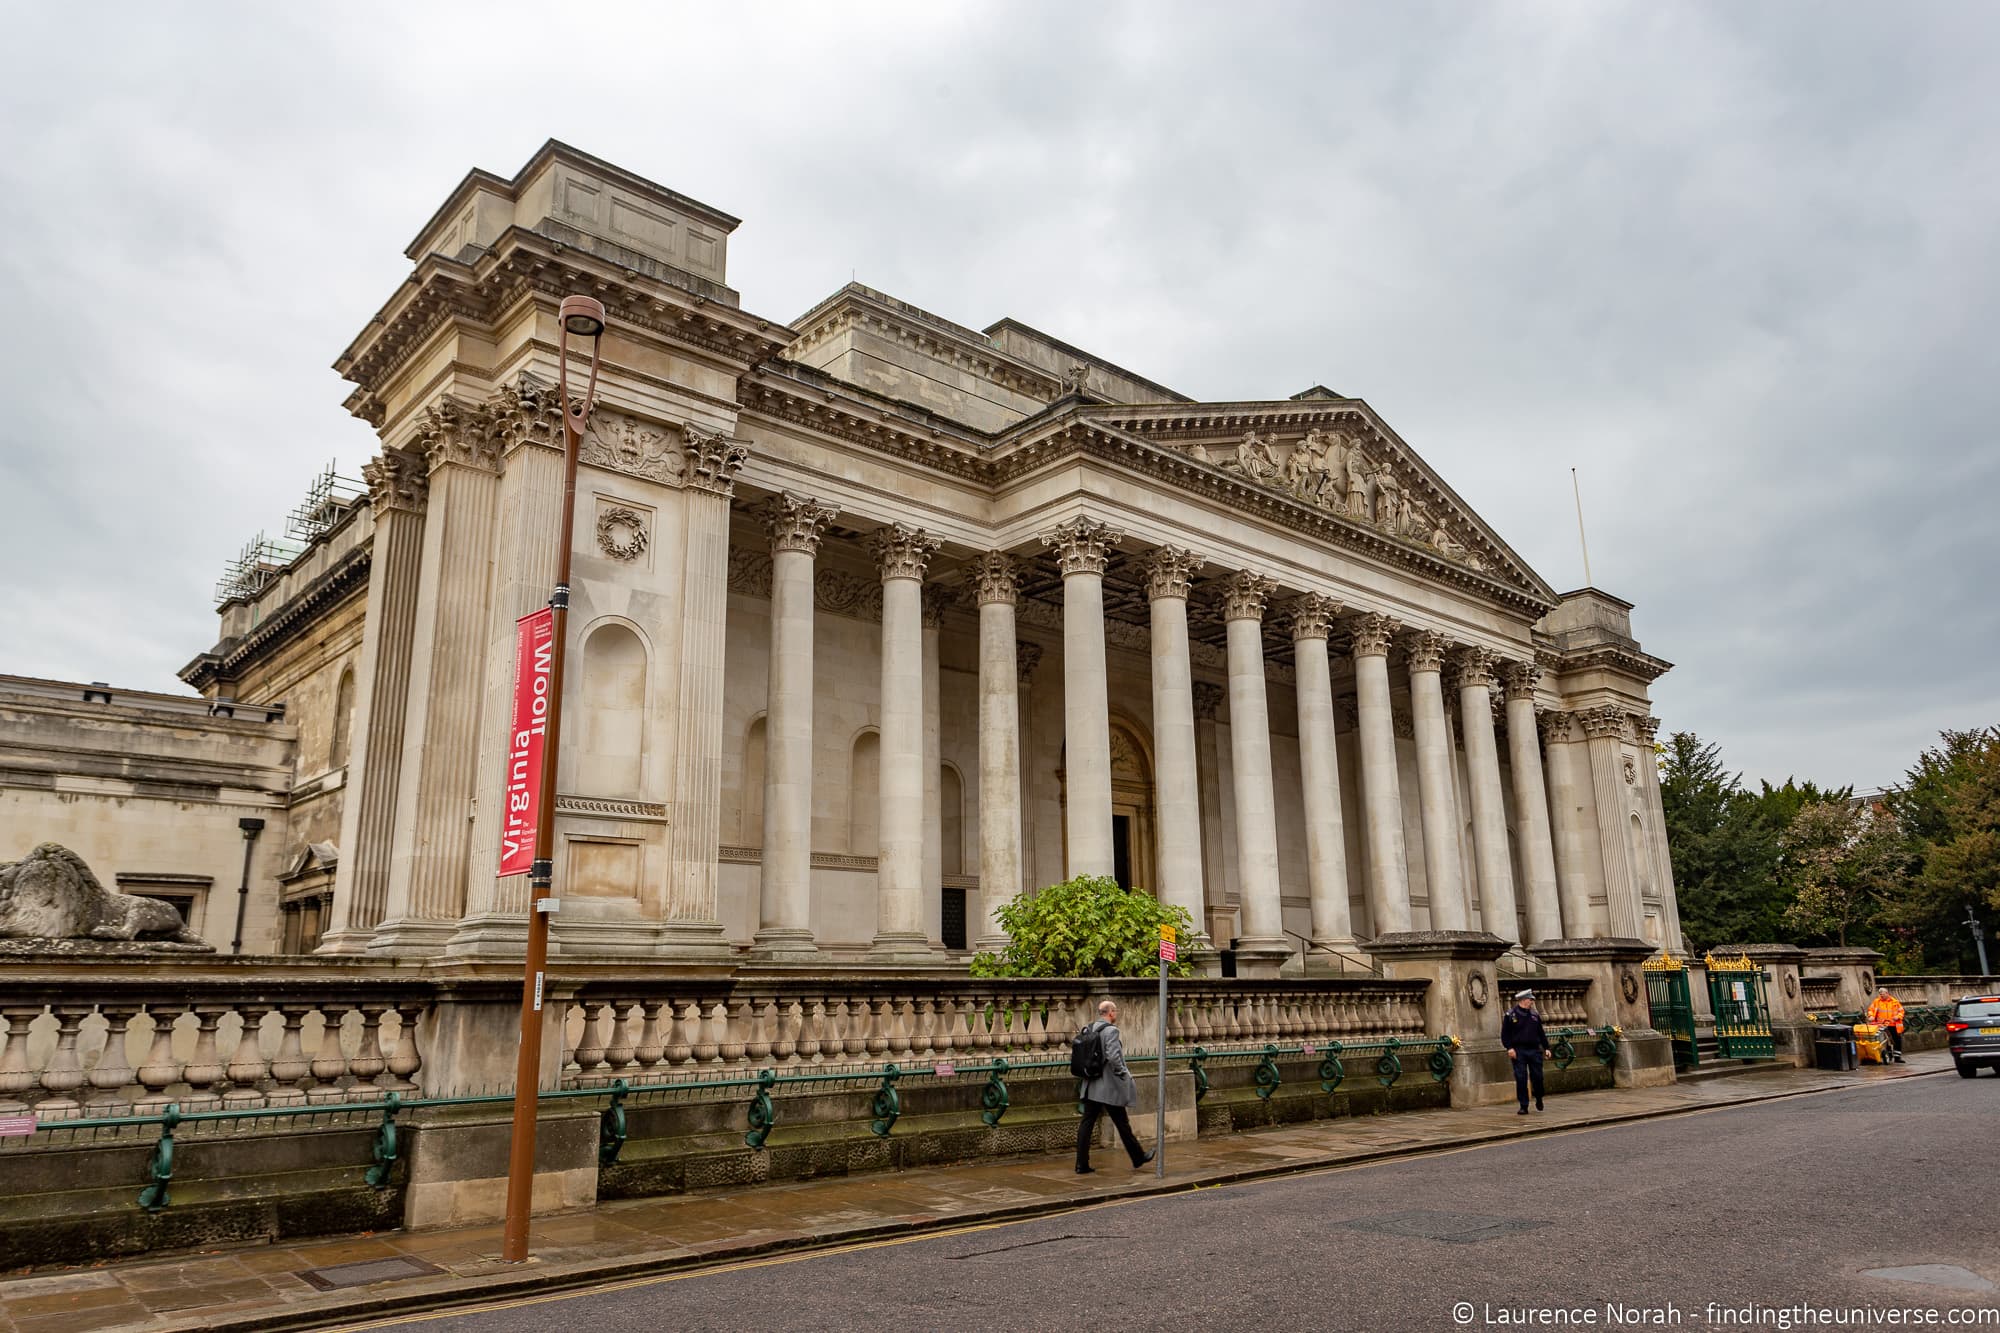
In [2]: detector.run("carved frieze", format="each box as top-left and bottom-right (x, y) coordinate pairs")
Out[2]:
(1041, 516), (1123, 576)
(815, 567), (884, 621)
(871, 523), (940, 582)
(683, 428), (749, 496)
(1142, 545), (1204, 601)
(1348, 612), (1401, 658)
(1288, 593), (1341, 642)
(972, 551), (1019, 606)
(1222, 570), (1276, 622)
(362, 448), (428, 515)
(727, 546), (775, 599)
(582, 410), (684, 485)
(768, 492), (838, 556)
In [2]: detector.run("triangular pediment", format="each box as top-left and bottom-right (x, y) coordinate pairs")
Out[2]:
(1079, 400), (1557, 602)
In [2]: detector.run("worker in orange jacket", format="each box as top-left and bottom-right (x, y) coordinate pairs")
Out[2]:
(1865, 988), (1907, 1063)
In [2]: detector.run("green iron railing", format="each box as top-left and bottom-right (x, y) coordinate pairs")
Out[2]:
(1807, 1005), (1952, 1032)
(1547, 1026), (1620, 1071)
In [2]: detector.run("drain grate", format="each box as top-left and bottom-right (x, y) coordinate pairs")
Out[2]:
(296, 1255), (446, 1291)
(1343, 1211), (1550, 1245)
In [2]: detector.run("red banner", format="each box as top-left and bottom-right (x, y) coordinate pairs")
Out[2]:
(499, 607), (556, 877)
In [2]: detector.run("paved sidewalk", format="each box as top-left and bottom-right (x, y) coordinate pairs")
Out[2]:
(0, 1053), (1946, 1333)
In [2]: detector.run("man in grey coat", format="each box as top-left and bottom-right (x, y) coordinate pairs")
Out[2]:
(1076, 999), (1154, 1174)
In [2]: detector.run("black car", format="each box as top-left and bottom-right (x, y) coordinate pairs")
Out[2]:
(1946, 995), (2000, 1077)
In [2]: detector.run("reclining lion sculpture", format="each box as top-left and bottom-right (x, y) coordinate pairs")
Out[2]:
(0, 843), (215, 951)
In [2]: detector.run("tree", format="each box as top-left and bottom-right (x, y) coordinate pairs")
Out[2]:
(1660, 732), (1785, 950)
(1778, 798), (1910, 946)
(970, 875), (1198, 979)
(1883, 728), (2000, 970)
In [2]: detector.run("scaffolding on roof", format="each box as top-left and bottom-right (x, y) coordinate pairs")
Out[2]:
(212, 461), (363, 606)
(286, 460), (367, 543)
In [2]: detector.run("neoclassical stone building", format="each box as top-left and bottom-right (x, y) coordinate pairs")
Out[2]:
(172, 141), (1684, 973)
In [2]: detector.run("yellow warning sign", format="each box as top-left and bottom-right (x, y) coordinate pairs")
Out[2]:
(1159, 924), (1176, 944)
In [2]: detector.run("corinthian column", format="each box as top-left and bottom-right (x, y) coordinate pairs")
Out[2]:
(1041, 517), (1121, 879)
(660, 430), (749, 960)
(753, 493), (836, 962)
(973, 553), (1022, 951)
(1539, 709), (1598, 936)
(1144, 546), (1207, 944)
(1223, 570), (1288, 976)
(1403, 629), (1468, 931)
(1501, 661), (1563, 945)
(1581, 706), (1644, 938)
(1632, 716), (1686, 950)
(322, 447), (428, 954)
(1455, 647), (1520, 943)
(871, 523), (940, 960)
(1349, 612), (1410, 937)
(1290, 594), (1354, 953)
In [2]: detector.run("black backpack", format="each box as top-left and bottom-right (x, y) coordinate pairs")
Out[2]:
(1070, 1021), (1106, 1080)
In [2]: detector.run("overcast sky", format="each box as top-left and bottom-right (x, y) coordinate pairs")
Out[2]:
(3, 2), (1994, 792)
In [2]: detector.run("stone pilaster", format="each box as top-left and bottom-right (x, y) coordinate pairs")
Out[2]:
(1455, 647), (1520, 944)
(1192, 680), (1236, 955)
(1403, 630), (1468, 932)
(1290, 594), (1354, 954)
(1631, 715), (1685, 951)
(659, 430), (748, 960)
(321, 447), (428, 954)
(870, 523), (939, 960)
(752, 493), (836, 962)
(1501, 663), (1564, 945)
(921, 583), (947, 944)
(374, 399), (500, 956)
(1041, 516), (1121, 879)
(1145, 547), (1209, 951)
(973, 553), (1022, 951)
(1223, 570), (1287, 976)
(1539, 709), (1597, 936)
(1580, 706), (1645, 939)
(1350, 612), (1411, 938)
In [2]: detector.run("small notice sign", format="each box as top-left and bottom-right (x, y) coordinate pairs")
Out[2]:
(1160, 940), (1178, 963)
(1159, 924), (1176, 944)
(933, 1062), (956, 1078)
(1302, 1043), (1316, 1056)
(0, 1115), (36, 1138)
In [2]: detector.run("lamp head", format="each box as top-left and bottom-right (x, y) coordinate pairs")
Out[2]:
(559, 295), (608, 338)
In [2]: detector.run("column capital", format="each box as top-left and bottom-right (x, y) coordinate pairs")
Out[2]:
(871, 523), (940, 582)
(1579, 705), (1631, 741)
(1536, 708), (1575, 746)
(1631, 714), (1661, 745)
(683, 429), (750, 496)
(418, 396), (500, 474)
(1348, 612), (1401, 658)
(1142, 545), (1205, 601)
(1223, 570), (1277, 622)
(1402, 628), (1452, 674)
(363, 448), (429, 516)
(1192, 681), (1224, 720)
(1288, 593), (1342, 642)
(1016, 640), (1043, 683)
(921, 584), (952, 629)
(971, 551), (1019, 606)
(1501, 658), (1542, 702)
(767, 492), (838, 556)
(1452, 645), (1499, 691)
(1041, 516), (1123, 576)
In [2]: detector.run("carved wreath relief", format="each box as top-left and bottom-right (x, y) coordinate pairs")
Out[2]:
(595, 505), (650, 562)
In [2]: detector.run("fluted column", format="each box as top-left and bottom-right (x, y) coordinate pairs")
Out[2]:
(374, 399), (501, 956)
(1632, 715), (1684, 949)
(1502, 661), (1563, 945)
(1540, 709), (1598, 935)
(1403, 629), (1468, 931)
(1144, 547), (1208, 943)
(322, 448), (428, 953)
(1192, 681), (1236, 949)
(1581, 706), (1644, 938)
(1350, 613), (1411, 937)
(973, 554), (1022, 950)
(921, 585), (947, 943)
(871, 523), (940, 960)
(661, 431), (750, 959)
(1456, 647), (1520, 943)
(753, 493), (836, 961)
(1041, 517), (1121, 878)
(1223, 571), (1287, 976)
(1290, 595), (1354, 951)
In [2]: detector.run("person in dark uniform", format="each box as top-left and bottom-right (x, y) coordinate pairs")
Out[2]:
(1501, 989), (1551, 1115)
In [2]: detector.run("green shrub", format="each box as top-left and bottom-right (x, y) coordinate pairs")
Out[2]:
(969, 874), (1199, 978)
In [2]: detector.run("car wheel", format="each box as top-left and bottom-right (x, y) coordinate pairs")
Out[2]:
(1955, 1060), (1976, 1078)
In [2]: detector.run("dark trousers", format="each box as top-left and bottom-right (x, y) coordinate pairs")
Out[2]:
(1077, 1099), (1147, 1168)
(1887, 1026), (1904, 1058)
(1512, 1051), (1546, 1109)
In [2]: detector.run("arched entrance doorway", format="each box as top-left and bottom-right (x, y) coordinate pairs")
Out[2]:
(1061, 718), (1157, 893)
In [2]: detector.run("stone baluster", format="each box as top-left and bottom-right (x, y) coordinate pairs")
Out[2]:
(134, 1005), (186, 1111)
(773, 999), (800, 1065)
(605, 1002), (639, 1074)
(267, 1006), (313, 1105)
(824, 997), (850, 1059)
(748, 998), (776, 1065)
(384, 1005), (423, 1092)
(699, 1001), (727, 1065)
(308, 1005), (352, 1103)
(36, 1004), (92, 1116)
(722, 999), (752, 1065)
(635, 1001), (668, 1074)
(348, 1004), (390, 1095)
(666, 1002), (697, 1067)
(223, 1005), (274, 1108)
(0, 1006), (41, 1113)
(89, 1004), (142, 1108)
(181, 1006), (230, 1110)
(573, 1002), (610, 1078)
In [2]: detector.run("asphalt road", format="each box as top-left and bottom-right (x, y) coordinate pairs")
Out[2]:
(365, 1072), (2000, 1333)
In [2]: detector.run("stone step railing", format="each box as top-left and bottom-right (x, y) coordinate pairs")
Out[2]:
(559, 977), (1432, 1087)
(0, 982), (430, 1117)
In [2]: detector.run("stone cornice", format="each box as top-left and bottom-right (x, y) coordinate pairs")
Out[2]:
(180, 546), (372, 692)
(1542, 643), (1674, 684)
(740, 366), (987, 481)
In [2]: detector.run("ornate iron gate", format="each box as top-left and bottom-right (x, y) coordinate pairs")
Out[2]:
(1704, 952), (1775, 1060)
(1644, 952), (1699, 1071)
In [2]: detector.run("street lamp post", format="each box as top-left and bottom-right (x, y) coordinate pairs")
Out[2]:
(1967, 905), (1991, 978)
(501, 294), (608, 1263)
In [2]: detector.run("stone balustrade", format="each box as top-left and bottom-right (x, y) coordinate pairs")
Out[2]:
(1526, 978), (1592, 1028)
(1798, 975), (1840, 1011)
